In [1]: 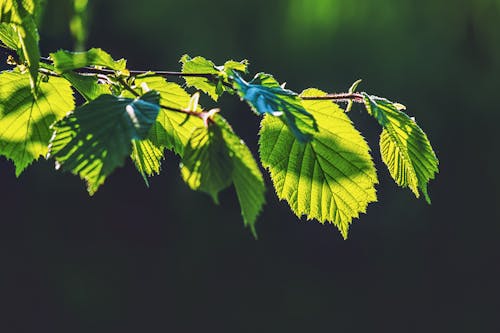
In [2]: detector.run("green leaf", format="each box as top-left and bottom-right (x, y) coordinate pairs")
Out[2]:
(233, 72), (318, 143)
(259, 88), (378, 239)
(363, 94), (438, 203)
(133, 75), (204, 156)
(180, 55), (248, 101)
(131, 139), (163, 186)
(0, 70), (74, 175)
(223, 59), (249, 74)
(61, 71), (110, 101)
(50, 48), (127, 73)
(14, 15), (39, 90)
(181, 116), (265, 234)
(219, 117), (265, 235)
(180, 54), (220, 100)
(0, 23), (20, 49)
(125, 75), (213, 185)
(48, 91), (160, 195)
(181, 123), (234, 204)
(345, 79), (362, 112)
(1, 1), (23, 24)
(1, 1), (40, 90)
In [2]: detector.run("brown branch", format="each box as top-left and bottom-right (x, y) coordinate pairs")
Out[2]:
(301, 92), (364, 103)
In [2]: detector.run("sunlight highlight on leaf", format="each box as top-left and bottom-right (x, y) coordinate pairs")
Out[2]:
(363, 94), (438, 203)
(49, 91), (160, 194)
(259, 88), (377, 238)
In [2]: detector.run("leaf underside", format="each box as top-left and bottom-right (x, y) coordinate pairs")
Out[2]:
(181, 116), (265, 234)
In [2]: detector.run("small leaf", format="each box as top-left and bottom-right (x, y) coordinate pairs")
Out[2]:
(259, 88), (378, 239)
(49, 91), (160, 194)
(233, 72), (318, 143)
(345, 79), (362, 112)
(0, 70), (74, 175)
(131, 139), (163, 186)
(180, 55), (248, 100)
(223, 59), (249, 74)
(61, 71), (110, 101)
(363, 93), (438, 203)
(180, 55), (220, 100)
(50, 48), (127, 73)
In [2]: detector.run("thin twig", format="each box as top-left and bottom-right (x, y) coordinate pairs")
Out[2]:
(301, 92), (364, 103)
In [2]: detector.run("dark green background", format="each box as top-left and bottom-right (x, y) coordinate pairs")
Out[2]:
(1, 0), (499, 331)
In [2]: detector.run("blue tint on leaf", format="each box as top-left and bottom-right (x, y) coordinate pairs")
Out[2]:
(232, 72), (317, 143)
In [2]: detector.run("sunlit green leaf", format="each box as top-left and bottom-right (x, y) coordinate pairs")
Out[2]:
(181, 122), (233, 204)
(50, 48), (127, 73)
(131, 139), (163, 186)
(1, 1), (40, 89)
(133, 75), (204, 156)
(363, 93), (438, 203)
(180, 54), (248, 100)
(15, 15), (39, 89)
(0, 70), (74, 175)
(49, 91), (160, 195)
(233, 72), (318, 143)
(259, 88), (377, 239)
(0, 23), (19, 49)
(61, 71), (110, 101)
(180, 54), (220, 100)
(223, 59), (249, 74)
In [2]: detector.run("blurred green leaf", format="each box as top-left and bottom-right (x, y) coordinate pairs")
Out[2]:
(49, 91), (160, 195)
(259, 88), (377, 239)
(0, 70), (74, 175)
(363, 93), (438, 203)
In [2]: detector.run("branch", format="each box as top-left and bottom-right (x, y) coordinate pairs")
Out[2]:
(301, 92), (364, 103)
(116, 75), (214, 125)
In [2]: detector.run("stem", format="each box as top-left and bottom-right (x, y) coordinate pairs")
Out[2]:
(115, 76), (139, 97)
(79, 66), (219, 79)
(2, 44), (363, 106)
(301, 92), (364, 103)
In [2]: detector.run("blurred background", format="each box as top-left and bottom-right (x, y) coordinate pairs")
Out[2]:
(1, 0), (499, 331)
